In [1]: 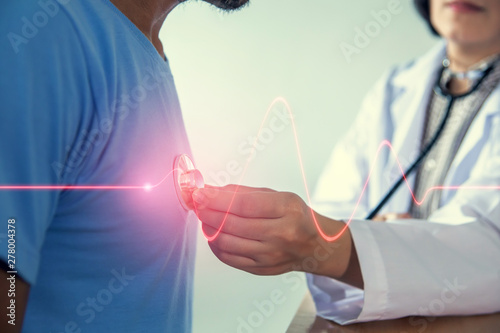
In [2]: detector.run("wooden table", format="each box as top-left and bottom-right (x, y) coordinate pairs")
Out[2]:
(287, 292), (500, 333)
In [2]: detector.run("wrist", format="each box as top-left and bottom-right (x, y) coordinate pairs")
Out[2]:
(296, 212), (352, 278)
(315, 215), (353, 278)
(296, 212), (364, 289)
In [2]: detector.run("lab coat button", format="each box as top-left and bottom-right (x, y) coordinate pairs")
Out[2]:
(425, 159), (436, 169)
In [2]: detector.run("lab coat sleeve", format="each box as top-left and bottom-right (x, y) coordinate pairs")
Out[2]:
(348, 111), (500, 322)
(307, 68), (397, 324)
(309, 90), (500, 323)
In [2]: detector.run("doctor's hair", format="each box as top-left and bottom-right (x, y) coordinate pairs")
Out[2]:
(413, 0), (440, 36)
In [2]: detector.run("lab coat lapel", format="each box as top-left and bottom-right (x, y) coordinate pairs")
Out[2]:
(443, 86), (500, 194)
(382, 43), (446, 213)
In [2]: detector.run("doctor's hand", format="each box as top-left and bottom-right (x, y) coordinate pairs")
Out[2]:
(193, 185), (363, 289)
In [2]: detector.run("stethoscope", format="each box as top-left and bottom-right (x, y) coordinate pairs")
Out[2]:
(365, 60), (495, 219)
(174, 60), (496, 216)
(173, 154), (205, 210)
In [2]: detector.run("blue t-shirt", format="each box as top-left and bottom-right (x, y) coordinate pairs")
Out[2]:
(0, 0), (197, 332)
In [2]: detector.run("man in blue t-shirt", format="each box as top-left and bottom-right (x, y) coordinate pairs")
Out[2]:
(0, 0), (248, 332)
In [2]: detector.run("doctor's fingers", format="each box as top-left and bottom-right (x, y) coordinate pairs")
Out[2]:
(203, 225), (269, 260)
(205, 184), (276, 194)
(193, 188), (286, 218)
(207, 240), (292, 276)
(198, 209), (268, 240)
(204, 224), (302, 273)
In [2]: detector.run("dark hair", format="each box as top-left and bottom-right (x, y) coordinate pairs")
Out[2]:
(413, 0), (440, 36)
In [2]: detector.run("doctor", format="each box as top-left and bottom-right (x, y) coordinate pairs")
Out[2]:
(194, 0), (500, 323)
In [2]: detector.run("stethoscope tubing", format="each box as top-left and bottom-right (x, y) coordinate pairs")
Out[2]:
(365, 64), (495, 220)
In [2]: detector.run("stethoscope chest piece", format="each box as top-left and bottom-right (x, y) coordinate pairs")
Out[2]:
(173, 154), (204, 210)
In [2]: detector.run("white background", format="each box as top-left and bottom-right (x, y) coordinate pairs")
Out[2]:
(161, 0), (437, 332)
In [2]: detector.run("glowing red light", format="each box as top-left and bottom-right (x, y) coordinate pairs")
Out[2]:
(0, 97), (497, 243)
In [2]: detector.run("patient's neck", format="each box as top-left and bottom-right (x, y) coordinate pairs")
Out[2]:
(110, 0), (178, 56)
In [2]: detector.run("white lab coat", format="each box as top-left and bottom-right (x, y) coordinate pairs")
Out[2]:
(307, 41), (500, 324)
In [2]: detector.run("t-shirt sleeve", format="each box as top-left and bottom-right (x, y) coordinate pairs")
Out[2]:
(0, 3), (90, 284)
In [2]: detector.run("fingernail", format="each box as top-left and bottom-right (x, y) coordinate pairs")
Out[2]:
(192, 189), (205, 203)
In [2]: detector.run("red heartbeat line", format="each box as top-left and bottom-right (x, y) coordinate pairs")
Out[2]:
(196, 97), (500, 242)
(1, 97), (498, 243)
(0, 170), (176, 191)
